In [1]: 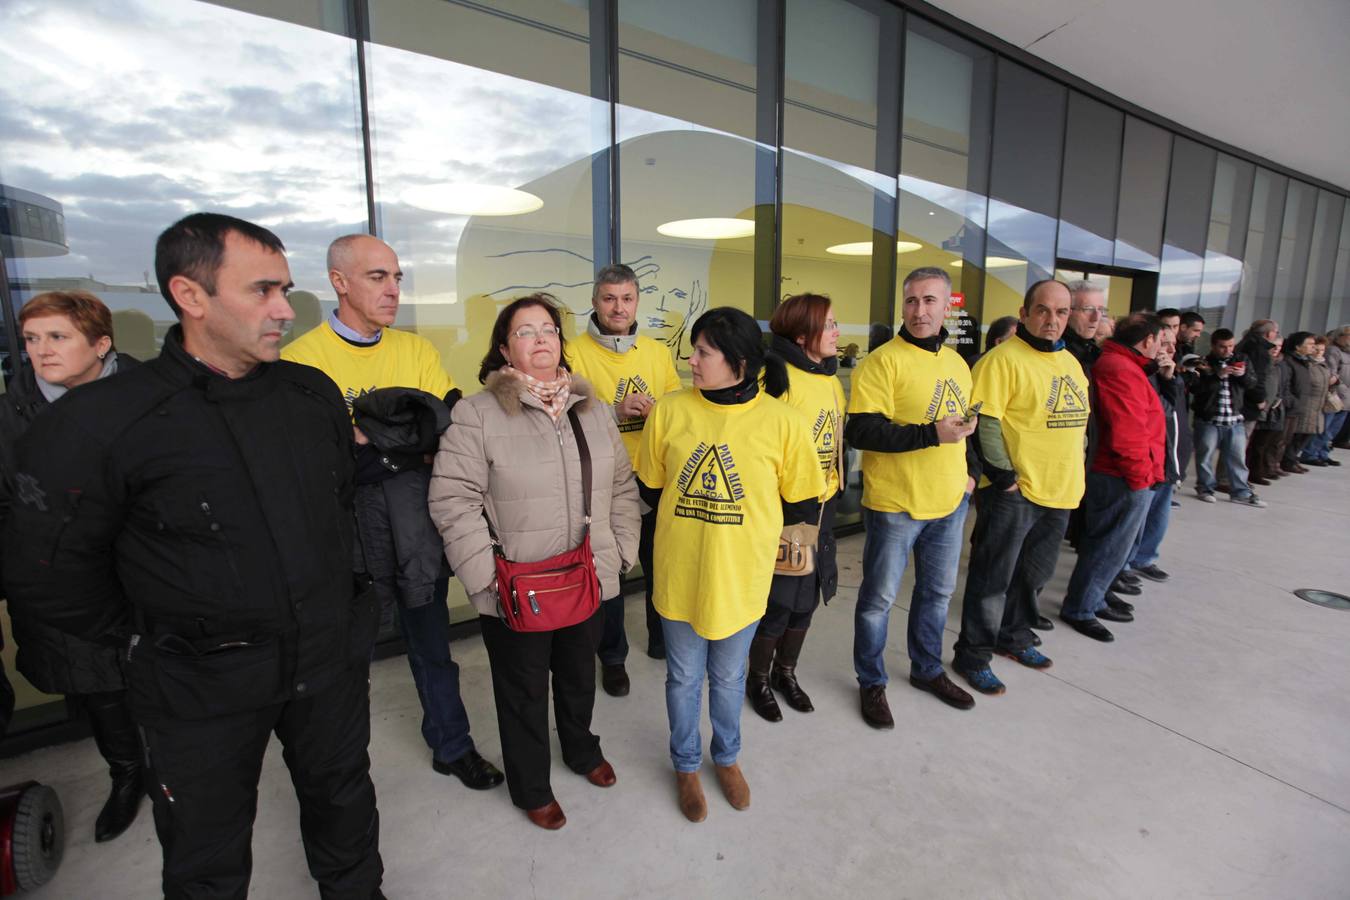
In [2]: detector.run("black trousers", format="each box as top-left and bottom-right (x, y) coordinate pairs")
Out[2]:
(480, 609), (605, 810)
(954, 487), (1069, 671)
(142, 666), (382, 900)
(597, 508), (661, 664)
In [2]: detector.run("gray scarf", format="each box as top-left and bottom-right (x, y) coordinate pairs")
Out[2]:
(35, 351), (120, 403)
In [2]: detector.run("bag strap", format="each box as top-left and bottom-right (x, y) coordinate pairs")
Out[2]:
(567, 405), (593, 526)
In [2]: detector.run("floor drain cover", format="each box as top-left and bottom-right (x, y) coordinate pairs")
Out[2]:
(1294, 589), (1350, 610)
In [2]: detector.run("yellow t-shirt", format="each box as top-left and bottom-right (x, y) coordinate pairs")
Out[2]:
(846, 337), (973, 519)
(636, 389), (825, 640)
(568, 332), (682, 461)
(971, 335), (1090, 509)
(282, 320), (455, 417)
(778, 364), (847, 498)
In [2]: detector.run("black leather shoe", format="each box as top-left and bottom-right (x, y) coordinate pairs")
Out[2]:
(859, 685), (894, 729)
(1326, 459), (1342, 467)
(1117, 571), (1142, 586)
(601, 663), (630, 697)
(1109, 578), (1142, 596)
(908, 672), (975, 711)
(95, 766), (144, 843)
(1030, 632), (1043, 646)
(433, 750), (505, 790)
(1097, 605), (1134, 623)
(1104, 592), (1134, 614)
(1133, 564), (1170, 582)
(1032, 616), (1054, 631)
(1060, 615), (1114, 642)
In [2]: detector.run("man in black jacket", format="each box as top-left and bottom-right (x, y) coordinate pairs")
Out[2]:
(3, 213), (384, 899)
(1064, 279), (1106, 374)
(1191, 328), (1265, 507)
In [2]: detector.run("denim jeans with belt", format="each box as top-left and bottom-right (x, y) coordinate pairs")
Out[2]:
(661, 618), (758, 772)
(1061, 472), (1154, 622)
(954, 487), (1069, 671)
(853, 496), (970, 687)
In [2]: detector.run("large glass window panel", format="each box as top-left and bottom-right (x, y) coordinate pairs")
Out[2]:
(983, 60), (1065, 322)
(1299, 190), (1344, 331)
(1235, 169), (1287, 325)
(1114, 116), (1172, 271)
(1269, 180), (1318, 328)
(781, 0), (884, 362)
(898, 18), (994, 358)
(1057, 92), (1123, 267)
(1197, 154), (1254, 327)
(617, 0), (763, 374)
(366, 0), (599, 395)
(0, 0), (366, 722)
(1328, 204), (1350, 329)
(1158, 137), (1217, 310)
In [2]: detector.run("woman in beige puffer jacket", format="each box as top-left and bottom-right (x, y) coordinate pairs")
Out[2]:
(428, 293), (640, 831)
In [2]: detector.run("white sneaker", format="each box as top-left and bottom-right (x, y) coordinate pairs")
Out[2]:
(1229, 493), (1267, 508)
(1197, 492), (1216, 503)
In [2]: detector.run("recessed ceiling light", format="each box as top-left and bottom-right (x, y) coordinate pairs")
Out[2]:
(948, 256), (1028, 269)
(402, 184), (544, 216)
(950, 259), (963, 268)
(826, 240), (926, 256)
(657, 218), (755, 239)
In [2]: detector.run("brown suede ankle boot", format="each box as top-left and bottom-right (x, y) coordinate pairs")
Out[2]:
(714, 763), (750, 810)
(676, 771), (707, 822)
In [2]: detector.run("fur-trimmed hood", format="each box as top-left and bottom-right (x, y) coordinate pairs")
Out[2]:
(482, 368), (595, 416)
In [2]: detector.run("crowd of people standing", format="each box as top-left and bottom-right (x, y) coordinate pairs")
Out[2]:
(0, 211), (1344, 898)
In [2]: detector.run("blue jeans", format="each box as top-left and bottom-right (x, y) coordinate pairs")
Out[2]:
(396, 575), (474, 764)
(1194, 419), (1253, 499)
(1062, 473), (1155, 621)
(853, 497), (970, 686)
(1302, 410), (1348, 461)
(1127, 480), (1174, 569)
(661, 617), (758, 772)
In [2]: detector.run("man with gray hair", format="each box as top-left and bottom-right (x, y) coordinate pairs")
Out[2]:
(1064, 279), (1106, 373)
(569, 263), (682, 694)
(284, 234), (505, 792)
(846, 266), (981, 724)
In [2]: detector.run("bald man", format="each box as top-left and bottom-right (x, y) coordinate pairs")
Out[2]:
(284, 234), (504, 791)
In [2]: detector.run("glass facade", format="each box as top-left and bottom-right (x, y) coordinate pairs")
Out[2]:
(3, 0), (1350, 735)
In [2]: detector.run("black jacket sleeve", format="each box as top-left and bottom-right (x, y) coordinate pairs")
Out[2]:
(637, 477), (663, 512)
(781, 495), (821, 526)
(843, 413), (938, 453)
(2, 411), (128, 641)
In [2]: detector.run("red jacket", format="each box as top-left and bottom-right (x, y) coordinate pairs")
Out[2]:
(1090, 340), (1166, 490)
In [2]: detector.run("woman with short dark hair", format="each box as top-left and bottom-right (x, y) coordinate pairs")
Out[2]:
(636, 307), (823, 822)
(429, 293), (640, 830)
(744, 293), (845, 723)
(0, 290), (143, 843)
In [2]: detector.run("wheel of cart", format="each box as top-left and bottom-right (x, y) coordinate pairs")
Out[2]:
(0, 782), (63, 895)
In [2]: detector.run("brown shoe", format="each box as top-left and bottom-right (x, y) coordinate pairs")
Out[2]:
(714, 763), (750, 810)
(525, 800), (566, 830)
(908, 671), (976, 710)
(859, 684), (894, 729)
(585, 759), (616, 788)
(675, 771), (707, 822)
(1249, 475), (1271, 486)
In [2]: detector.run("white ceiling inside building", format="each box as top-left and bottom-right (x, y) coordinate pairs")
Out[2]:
(923, 0), (1350, 192)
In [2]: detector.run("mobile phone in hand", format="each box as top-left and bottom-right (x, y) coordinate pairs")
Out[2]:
(963, 401), (983, 424)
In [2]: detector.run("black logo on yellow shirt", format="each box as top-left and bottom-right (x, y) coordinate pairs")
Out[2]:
(612, 375), (651, 433)
(812, 409), (839, 473)
(924, 379), (969, 422)
(674, 442), (745, 525)
(342, 385), (379, 416)
(1045, 374), (1089, 429)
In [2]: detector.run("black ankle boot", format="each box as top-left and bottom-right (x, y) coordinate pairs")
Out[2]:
(84, 692), (144, 843)
(745, 632), (782, 722)
(770, 627), (814, 713)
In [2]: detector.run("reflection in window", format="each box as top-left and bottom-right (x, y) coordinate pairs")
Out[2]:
(1197, 155), (1254, 327)
(366, 0), (601, 393)
(0, 0), (366, 364)
(1327, 204), (1350, 328)
(616, 0), (761, 376)
(781, 0), (885, 367)
(1298, 190), (1345, 331)
(1269, 180), (1317, 328)
(984, 60), (1065, 322)
(1114, 117), (1171, 271)
(1235, 169), (1287, 326)
(898, 19), (993, 359)
(1058, 92), (1123, 267)
(1159, 137), (1216, 309)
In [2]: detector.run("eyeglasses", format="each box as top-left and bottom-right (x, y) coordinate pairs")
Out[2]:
(1072, 306), (1107, 316)
(824, 319), (839, 332)
(511, 324), (560, 341)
